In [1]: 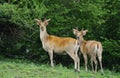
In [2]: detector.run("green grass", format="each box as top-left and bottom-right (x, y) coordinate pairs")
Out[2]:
(0, 58), (119, 78)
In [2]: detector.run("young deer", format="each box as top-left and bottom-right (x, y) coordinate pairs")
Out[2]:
(73, 28), (104, 74)
(35, 18), (80, 72)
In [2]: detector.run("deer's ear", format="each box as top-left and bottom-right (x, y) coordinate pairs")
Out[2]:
(46, 18), (51, 22)
(73, 29), (76, 33)
(34, 19), (41, 25)
(44, 18), (51, 26)
(82, 30), (88, 36)
(73, 28), (79, 35)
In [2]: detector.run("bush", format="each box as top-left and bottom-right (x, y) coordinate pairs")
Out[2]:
(0, 2), (47, 59)
(102, 39), (120, 72)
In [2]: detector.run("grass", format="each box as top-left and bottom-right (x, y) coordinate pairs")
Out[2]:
(0, 58), (119, 78)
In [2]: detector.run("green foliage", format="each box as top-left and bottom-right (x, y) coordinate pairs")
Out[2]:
(43, 0), (107, 38)
(0, 1), (47, 58)
(102, 39), (120, 72)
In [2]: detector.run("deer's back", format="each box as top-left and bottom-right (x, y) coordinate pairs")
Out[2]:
(81, 40), (102, 55)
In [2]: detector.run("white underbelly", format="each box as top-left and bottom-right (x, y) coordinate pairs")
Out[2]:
(53, 48), (66, 54)
(54, 51), (67, 55)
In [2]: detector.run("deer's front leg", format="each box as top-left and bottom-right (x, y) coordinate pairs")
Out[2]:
(48, 50), (54, 67)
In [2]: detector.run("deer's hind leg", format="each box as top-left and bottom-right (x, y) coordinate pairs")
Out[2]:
(67, 51), (80, 72)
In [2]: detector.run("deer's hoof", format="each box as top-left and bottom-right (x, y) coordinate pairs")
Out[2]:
(74, 69), (80, 73)
(101, 72), (104, 75)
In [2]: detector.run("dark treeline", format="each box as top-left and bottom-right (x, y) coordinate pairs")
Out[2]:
(0, 0), (120, 72)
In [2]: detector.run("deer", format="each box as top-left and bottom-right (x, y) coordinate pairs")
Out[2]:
(73, 28), (104, 74)
(34, 18), (80, 72)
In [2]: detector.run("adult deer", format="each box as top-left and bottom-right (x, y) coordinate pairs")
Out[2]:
(35, 18), (80, 72)
(73, 28), (104, 74)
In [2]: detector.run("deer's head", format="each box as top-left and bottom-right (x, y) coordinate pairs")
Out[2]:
(35, 18), (51, 31)
(73, 28), (88, 40)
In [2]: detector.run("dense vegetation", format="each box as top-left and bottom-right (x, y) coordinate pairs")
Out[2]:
(0, 0), (120, 72)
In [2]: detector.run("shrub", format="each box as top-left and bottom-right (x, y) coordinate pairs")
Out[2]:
(102, 39), (120, 72)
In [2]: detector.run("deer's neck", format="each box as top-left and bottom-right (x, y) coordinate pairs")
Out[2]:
(40, 29), (49, 41)
(78, 37), (85, 47)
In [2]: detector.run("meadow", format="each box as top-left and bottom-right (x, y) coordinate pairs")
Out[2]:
(0, 57), (119, 78)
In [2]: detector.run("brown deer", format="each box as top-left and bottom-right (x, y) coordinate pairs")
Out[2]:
(73, 28), (104, 74)
(35, 18), (80, 72)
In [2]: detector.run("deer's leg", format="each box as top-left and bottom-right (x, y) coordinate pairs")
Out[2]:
(98, 54), (104, 74)
(83, 54), (88, 71)
(48, 50), (54, 67)
(67, 52), (78, 72)
(93, 55), (98, 73)
(75, 51), (80, 72)
(77, 55), (80, 72)
(91, 56), (94, 73)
